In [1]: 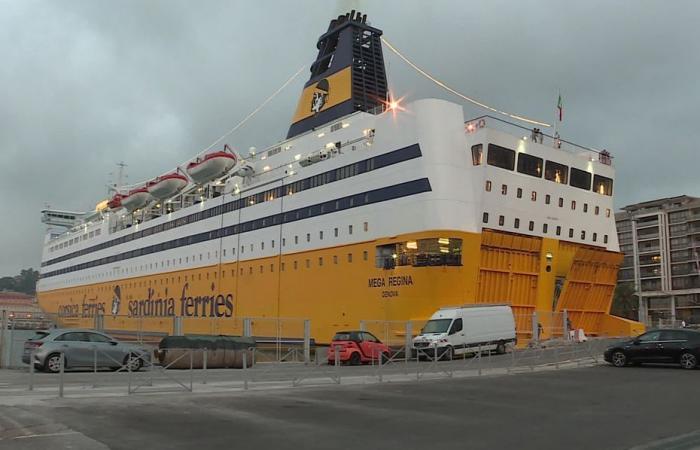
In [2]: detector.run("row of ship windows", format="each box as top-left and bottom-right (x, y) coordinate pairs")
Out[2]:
(482, 212), (610, 244)
(485, 180), (612, 217)
(43, 144), (421, 266)
(49, 229), (102, 253)
(473, 143), (613, 195)
(47, 251), (374, 292)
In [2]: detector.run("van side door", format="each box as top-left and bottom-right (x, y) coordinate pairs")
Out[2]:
(448, 318), (464, 348)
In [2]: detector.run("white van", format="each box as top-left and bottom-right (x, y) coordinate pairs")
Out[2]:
(412, 304), (516, 360)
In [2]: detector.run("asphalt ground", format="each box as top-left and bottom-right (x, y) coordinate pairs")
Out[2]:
(1, 363), (700, 450)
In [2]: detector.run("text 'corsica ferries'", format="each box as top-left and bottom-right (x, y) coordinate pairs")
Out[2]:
(36, 11), (643, 343)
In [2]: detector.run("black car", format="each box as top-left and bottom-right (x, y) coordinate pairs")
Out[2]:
(604, 329), (700, 370)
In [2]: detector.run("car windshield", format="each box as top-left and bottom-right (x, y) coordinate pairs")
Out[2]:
(421, 319), (452, 334)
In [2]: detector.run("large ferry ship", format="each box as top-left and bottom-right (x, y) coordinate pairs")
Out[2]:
(36, 11), (643, 342)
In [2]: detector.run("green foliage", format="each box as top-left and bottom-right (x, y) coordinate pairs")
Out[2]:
(611, 282), (638, 320)
(0, 268), (39, 295)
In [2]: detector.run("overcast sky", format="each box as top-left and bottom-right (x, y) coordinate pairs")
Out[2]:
(1, 0), (699, 275)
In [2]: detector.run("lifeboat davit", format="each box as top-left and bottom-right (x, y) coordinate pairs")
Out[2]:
(186, 151), (237, 185)
(121, 187), (153, 212)
(107, 194), (123, 211)
(147, 173), (188, 200)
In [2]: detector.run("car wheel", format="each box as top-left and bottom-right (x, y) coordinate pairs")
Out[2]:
(123, 353), (142, 372)
(680, 352), (697, 370)
(611, 350), (627, 367)
(349, 352), (361, 366)
(44, 353), (65, 373)
(496, 342), (506, 355)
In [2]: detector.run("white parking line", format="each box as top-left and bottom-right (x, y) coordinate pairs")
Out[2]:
(14, 431), (79, 440)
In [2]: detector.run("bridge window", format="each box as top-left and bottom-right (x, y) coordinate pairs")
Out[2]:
(483, 212), (489, 223)
(514, 218), (520, 229)
(517, 188), (523, 199)
(545, 161), (568, 184)
(517, 153), (543, 178)
(485, 180), (492, 192)
(593, 175), (613, 196)
(570, 168), (592, 190)
(487, 144), (516, 170)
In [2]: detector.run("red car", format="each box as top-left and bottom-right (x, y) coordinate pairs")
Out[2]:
(328, 331), (392, 365)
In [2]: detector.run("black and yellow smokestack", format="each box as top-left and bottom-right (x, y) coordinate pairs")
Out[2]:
(287, 11), (388, 139)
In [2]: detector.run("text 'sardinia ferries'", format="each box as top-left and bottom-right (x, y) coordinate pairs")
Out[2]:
(36, 11), (643, 343)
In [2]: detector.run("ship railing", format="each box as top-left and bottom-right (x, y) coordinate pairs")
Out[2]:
(465, 114), (613, 166)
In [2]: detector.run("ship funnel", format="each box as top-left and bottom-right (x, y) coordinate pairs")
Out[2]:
(286, 11), (388, 139)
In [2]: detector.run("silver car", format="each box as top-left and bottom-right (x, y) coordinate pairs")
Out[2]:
(22, 329), (151, 373)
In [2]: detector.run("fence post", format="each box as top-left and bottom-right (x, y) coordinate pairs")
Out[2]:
(243, 350), (248, 390)
(532, 311), (539, 345)
(303, 320), (311, 365)
(563, 309), (569, 341)
(94, 313), (104, 331)
(28, 349), (35, 391)
(173, 316), (183, 336)
(359, 320), (366, 332)
(202, 348), (208, 385)
(0, 310), (7, 368)
(243, 318), (252, 337)
(58, 353), (65, 398)
(405, 322), (412, 364)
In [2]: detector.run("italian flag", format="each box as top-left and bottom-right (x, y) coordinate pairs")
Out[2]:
(557, 94), (563, 121)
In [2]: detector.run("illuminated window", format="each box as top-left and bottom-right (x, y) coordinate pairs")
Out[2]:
(471, 144), (483, 165)
(545, 161), (569, 184)
(487, 144), (516, 170)
(593, 175), (613, 196)
(517, 153), (543, 178)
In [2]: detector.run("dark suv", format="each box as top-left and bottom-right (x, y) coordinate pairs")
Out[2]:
(604, 329), (700, 369)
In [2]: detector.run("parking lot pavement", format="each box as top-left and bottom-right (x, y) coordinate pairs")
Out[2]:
(1, 364), (699, 450)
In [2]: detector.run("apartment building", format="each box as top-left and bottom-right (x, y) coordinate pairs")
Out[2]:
(616, 195), (700, 326)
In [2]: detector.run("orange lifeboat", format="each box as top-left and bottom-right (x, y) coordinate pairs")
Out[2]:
(186, 151), (237, 185)
(107, 194), (123, 210)
(121, 187), (153, 212)
(147, 173), (188, 200)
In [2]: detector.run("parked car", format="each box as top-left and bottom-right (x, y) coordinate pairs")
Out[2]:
(604, 329), (700, 370)
(327, 331), (391, 365)
(22, 329), (151, 373)
(412, 305), (516, 360)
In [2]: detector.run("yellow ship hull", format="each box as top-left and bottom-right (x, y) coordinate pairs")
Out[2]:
(37, 229), (643, 343)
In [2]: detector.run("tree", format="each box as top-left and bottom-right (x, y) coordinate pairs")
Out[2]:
(0, 268), (39, 295)
(611, 282), (638, 320)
